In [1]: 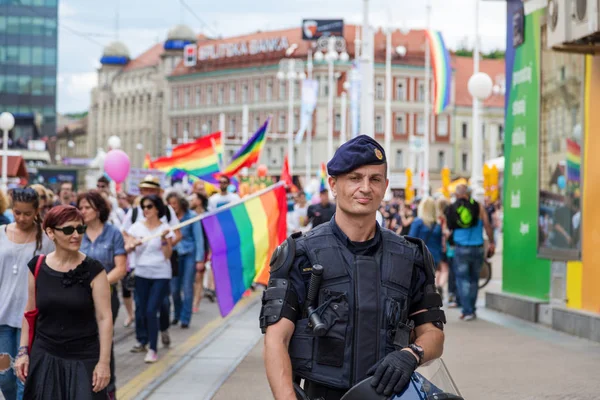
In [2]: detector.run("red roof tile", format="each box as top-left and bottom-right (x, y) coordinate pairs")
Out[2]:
(452, 55), (505, 108)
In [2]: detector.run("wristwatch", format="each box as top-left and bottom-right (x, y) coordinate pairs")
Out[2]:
(407, 344), (424, 365)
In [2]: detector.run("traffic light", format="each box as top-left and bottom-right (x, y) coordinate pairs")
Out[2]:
(405, 168), (414, 203)
(183, 44), (197, 67)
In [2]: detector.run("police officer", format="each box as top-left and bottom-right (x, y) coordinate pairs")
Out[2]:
(260, 135), (446, 400)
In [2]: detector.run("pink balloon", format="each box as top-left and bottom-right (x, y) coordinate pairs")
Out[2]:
(104, 149), (130, 183)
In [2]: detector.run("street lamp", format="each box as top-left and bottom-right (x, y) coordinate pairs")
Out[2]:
(468, 71), (493, 192)
(277, 57), (305, 176)
(314, 35), (349, 161)
(108, 135), (121, 150)
(0, 112), (15, 192)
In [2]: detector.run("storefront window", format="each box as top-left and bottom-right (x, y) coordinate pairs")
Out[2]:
(538, 37), (584, 260)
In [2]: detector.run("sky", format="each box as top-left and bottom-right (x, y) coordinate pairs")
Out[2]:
(57, 0), (507, 114)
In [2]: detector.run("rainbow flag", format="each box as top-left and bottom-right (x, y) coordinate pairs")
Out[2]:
(319, 162), (327, 191)
(201, 182), (287, 317)
(221, 118), (269, 177)
(149, 132), (223, 182)
(566, 138), (581, 182)
(425, 30), (452, 115)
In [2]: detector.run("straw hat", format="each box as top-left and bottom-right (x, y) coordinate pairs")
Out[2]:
(138, 175), (161, 189)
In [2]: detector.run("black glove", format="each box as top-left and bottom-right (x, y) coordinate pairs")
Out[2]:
(367, 350), (418, 396)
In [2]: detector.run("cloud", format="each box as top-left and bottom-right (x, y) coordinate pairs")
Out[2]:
(58, 1), (77, 18)
(56, 72), (97, 113)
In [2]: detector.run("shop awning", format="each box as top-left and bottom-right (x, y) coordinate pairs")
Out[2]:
(0, 155), (28, 178)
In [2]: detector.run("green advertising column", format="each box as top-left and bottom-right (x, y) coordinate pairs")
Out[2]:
(503, 2), (550, 299)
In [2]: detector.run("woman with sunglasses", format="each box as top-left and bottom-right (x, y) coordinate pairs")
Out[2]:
(125, 195), (174, 363)
(0, 188), (54, 400)
(14, 205), (113, 400)
(78, 190), (127, 400)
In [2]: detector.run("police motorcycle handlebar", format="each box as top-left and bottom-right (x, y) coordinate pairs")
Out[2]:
(305, 264), (327, 336)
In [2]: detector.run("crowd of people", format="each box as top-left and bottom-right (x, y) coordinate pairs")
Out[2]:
(0, 173), (240, 400)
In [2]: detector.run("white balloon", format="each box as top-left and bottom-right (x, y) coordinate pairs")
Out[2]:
(108, 135), (121, 149)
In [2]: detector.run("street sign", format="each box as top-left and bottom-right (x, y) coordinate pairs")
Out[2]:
(183, 44), (197, 67)
(301, 19), (344, 41)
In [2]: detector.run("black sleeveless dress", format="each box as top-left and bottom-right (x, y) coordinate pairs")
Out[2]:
(23, 256), (108, 400)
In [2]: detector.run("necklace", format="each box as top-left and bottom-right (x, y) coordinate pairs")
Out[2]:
(10, 224), (36, 275)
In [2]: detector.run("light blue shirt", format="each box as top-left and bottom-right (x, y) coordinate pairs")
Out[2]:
(80, 223), (126, 274)
(452, 220), (484, 246)
(175, 210), (205, 263)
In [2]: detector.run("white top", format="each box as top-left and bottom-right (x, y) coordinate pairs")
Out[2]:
(287, 204), (309, 235)
(127, 221), (175, 280)
(0, 227), (55, 328)
(208, 192), (240, 212)
(376, 210), (384, 227)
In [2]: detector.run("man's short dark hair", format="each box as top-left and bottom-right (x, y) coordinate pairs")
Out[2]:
(320, 189), (328, 194)
(97, 176), (110, 185)
(219, 176), (231, 184)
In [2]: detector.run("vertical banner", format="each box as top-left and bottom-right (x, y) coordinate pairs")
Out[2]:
(503, 0), (550, 299)
(294, 79), (319, 144)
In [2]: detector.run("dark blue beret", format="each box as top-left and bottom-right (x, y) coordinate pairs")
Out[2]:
(327, 135), (386, 176)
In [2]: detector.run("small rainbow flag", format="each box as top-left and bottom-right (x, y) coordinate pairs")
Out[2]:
(425, 30), (452, 115)
(221, 118), (270, 177)
(148, 132), (223, 182)
(319, 162), (327, 191)
(201, 182), (287, 317)
(566, 138), (581, 183)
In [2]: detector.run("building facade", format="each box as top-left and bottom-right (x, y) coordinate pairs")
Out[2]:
(0, 0), (58, 140)
(86, 25), (206, 168)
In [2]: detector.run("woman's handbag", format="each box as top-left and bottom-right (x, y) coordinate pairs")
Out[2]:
(24, 254), (45, 353)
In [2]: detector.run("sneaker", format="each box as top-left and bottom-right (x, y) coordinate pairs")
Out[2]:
(461, 314), (476, 321)
(144, 349), (158, 363)
(204, 289), (216, 303)
(161, 330), (171, 347)
(130, 343), (147, 353)
(181, 323), (189, 329)
(171, 319), (179, 326)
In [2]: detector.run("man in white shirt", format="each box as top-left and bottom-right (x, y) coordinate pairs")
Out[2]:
(208, 175), (240, 212)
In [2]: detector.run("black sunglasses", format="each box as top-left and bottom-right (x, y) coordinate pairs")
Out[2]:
(54, 225), (87, 235)
(141, 204), (155, 210)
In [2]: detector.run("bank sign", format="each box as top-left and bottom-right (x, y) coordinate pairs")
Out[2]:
(198, 36), (290, 60)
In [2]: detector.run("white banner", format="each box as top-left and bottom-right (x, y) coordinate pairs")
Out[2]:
(294, 79), (319, 145)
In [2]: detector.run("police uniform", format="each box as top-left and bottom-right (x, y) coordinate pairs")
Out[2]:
(260, 135), (446, 400)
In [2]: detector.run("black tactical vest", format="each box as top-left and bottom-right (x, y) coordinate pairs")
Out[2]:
(288, 223), (421, 390)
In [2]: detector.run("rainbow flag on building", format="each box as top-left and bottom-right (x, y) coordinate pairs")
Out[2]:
(201, 182), (287, 317)
(425, 30), (452, 115)
(319, 162), (327, 191)
(148, 132), (223, 182)
(221, 118), (269, 177)
(566, 138), (581, 183)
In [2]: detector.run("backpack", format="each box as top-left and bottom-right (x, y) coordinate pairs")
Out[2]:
(131, 205), (171, 224)
(446, 198), (479, 230)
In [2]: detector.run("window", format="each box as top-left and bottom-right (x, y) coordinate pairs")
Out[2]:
(335, 113), (341, 131)
(295, 81), (300, 99)
(438, 151), (445, 170)
(229, 117), (236, 134)
(461, 122), (468, 139)
(195, 87), (201, 105)
(481, 123), (486, 140)
(31, 77), (42, 95)
(461, 153), (468, 171)
(395, 116), (405, 134)
(254, 116), (261, 131)
(194, 120), (200, 137)
(218, 85), (224, 104)
(279, 80), (286, 100)
(172, 89), (179, 108)
(437, 117), (448, 136)
(417, 115), (424, 134)
(19, 46), (30, 65)
(230, 84), (236, 104)
(266, 80), (273, 101)
(375, 115), (383, 133)
(242, 84), (248, 103)
(207, 119), (212, 133)
(32, 18), (44, 35)
(499, 124), (504, 142)
(279, 114), (286, 132)
(45, 18), (56, 37)
(172, 122), (179, 138)
(19, 76), (31, 94)
(376, 81), (384, 100)
(254, 81), (260, 102)
(207, 85), (213, 105)
(184, 121), (190, 137)
(184, 88), (190, 108)
(417, 82), (425, 102)
(294, 113), (299, 131)
(395, 150), (403, 169)
(395, 81), (405, 101)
